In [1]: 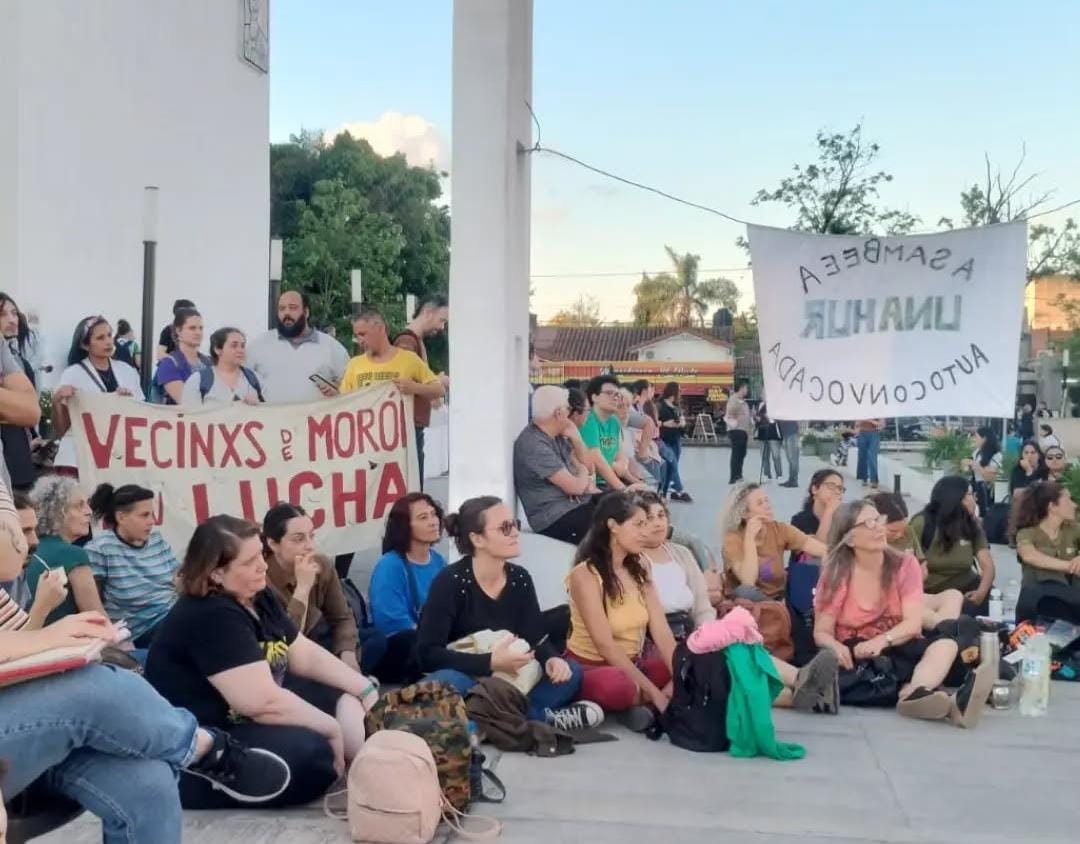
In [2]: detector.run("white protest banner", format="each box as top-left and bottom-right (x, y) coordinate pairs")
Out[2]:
(69, 383), (417, 555)
(747, 222), (1027, 419)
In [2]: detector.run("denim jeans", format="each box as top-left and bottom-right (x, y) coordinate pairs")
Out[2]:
(856, 431), (881, 484)
(425, 658), (584, 721)
(782, 434), (801, 483)
(659, 439), (684, 494)
(760, 440), (782, 478)
(0, 663), (195, 844)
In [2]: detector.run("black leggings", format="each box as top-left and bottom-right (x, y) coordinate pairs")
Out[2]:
(180, 675), (342, 809)
(1016, 580), (1080, 624)
(371, 629), (422, 685)
(538, 501), (596, 545)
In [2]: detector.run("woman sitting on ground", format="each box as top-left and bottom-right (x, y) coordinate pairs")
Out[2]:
(720, 483), (827, 602)
(868, 492), (964, 632)
(638, 488), (838, 707)
(1011, 481), (1080, 624)
(368, 492), (447, 683)
(146, 515), (377, 808)
(0, 482), (291, 839)
(24, 477), (105, 625)
(910, 476), (996, 616)
(634, 490), (713, 639)
(49, 316), (143, 474)
(182, 326), (264, 406)
(789, 469), (845, 554)
(1009, 440), (1048, 494)
(814, 501), (994, 727)
(263, 503), (372, 682)
(415, 496), (597, 731)
(84, 484), (179, 649)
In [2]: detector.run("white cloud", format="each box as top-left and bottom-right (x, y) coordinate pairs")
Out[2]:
(327, 111), (450, 171)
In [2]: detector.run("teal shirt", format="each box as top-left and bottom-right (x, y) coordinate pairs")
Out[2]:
(26, 535), (92, 625)
(580, 410), (622, 484)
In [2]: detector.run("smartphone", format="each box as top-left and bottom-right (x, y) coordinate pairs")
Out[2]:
(309, 373), (339, 395)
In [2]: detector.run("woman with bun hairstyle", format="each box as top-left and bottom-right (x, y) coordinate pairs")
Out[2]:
(84, 483), (180, 648)
(415, 495), (603, 731)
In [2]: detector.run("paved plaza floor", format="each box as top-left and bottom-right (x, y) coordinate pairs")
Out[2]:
(44, 446), (1080, 843)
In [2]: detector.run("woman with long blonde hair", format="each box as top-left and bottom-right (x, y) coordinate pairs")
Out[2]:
(814, 501), (994, 727)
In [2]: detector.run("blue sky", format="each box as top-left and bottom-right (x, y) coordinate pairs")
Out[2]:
(271, 0), (1079, 321)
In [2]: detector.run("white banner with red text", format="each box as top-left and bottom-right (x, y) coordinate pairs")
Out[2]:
(69, 383), (417, 555)
(747, 221), (1028, 419)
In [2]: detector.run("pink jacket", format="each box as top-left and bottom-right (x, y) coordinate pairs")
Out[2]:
(687, 606), (762, 654)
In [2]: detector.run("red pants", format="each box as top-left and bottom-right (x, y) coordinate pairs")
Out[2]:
(566, 647), (672, 713)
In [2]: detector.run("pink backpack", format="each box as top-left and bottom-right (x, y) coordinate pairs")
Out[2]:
(329, 730), (502, 844)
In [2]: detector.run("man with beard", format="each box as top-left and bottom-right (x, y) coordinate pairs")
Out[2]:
(247, 290), (350, 404)
(392, 293), (450, 487)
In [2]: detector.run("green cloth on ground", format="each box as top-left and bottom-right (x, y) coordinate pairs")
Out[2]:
(723, 642), (805, 761)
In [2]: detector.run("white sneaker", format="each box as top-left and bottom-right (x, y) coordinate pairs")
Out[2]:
(544, 700), (604, 731)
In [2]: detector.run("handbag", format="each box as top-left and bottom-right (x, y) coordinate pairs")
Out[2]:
(664, 611), (694, 642)
(447, 629), (542, 696)
(837, 658), (900, 707)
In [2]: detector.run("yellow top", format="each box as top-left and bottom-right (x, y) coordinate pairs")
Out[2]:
(339, 348), (438, 394)
(565, 563), (649, 662)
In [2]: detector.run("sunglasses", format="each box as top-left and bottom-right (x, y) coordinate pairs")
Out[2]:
(491, 519), (521, 537)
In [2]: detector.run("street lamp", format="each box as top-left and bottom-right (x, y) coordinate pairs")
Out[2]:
(140, 186), (159, 393)
(350, 269), (363, 316)
(269, 238), (283, 329)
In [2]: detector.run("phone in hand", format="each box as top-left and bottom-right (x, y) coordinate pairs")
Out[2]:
(309, 373), (339, 395)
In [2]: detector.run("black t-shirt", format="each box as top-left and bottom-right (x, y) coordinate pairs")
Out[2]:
(658, 401), (683, 445)
(145, 589), (298, 727)
(790, 509), (819, 564)
(415, 558), (558, 676)
(158, 324), (176, 355)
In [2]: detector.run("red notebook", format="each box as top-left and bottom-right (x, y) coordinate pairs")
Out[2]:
(0, 639), (107, 688)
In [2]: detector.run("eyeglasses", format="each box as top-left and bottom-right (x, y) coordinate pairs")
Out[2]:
(598, 388), (620, 398)
(822, 481), (847, 494)
(1047, 453), (1066, 460)
(853, 514), (887, 530)
(491, 519), (521, 537)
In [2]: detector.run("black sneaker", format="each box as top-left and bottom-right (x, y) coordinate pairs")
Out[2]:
(184, 729), (291, 804)
(617, 705), (656, 733)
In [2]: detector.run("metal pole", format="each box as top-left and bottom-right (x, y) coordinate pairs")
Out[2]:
(139, 187), (159, 394)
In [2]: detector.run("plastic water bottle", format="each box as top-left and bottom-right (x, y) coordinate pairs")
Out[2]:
(988, 588), (1003, 622)
(1019, 633), (1051, 717)
(1003, 580), (1020, 625)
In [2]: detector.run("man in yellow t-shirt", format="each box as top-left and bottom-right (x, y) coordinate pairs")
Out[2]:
(340, 308), (446, 401)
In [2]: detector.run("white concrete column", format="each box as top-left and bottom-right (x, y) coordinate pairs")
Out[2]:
(448, 0), (533, 509)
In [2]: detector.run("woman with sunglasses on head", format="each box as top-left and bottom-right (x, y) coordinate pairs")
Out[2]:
(909, 476), (996, 616)
(415, 496), (600, 731)
(720, 483), (827, 602)
(1009, 440), (1048, 494)
(815, 501), (994, 726)
(49, 316), (143, 475)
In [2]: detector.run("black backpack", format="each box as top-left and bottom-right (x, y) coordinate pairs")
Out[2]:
(661, 643), (731, 752)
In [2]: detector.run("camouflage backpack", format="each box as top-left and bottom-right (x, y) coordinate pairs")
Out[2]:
(365, 680), (472, 811)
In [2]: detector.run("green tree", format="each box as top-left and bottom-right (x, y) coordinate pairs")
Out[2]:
(271, 129), (450, 349)
(741, 124), (919, 239)
(632, 247), (740, 327)
(549, 294), (602, 326)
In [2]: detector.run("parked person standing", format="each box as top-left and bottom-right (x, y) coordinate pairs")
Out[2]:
(777, 419), (801, 488)
(181, 327), (264, 406)
(657, 382), (692, 501)
(112, 319), (141, 371)
(51, 317), (142, 475)
(1038, 424), (1061, 452)
(393, 293), (450, 489)
(754, 402), (783, 482)
(724, 379), (752, 484)
(153, 308), (209, 405)
(1017, 402), (1035, 442)
(247, 291), (350, 404)
(962, 426), (1002, 517)
(156, 298), (195, 360)
(0, 292), (42, 490)
(855, 418), (885, 490)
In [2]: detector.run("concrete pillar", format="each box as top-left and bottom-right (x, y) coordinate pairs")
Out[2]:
(448, 0), (533, 509)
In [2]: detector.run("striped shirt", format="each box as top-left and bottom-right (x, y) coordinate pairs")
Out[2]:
(0, 586), (29, 631)
(85, 529), (179, 641)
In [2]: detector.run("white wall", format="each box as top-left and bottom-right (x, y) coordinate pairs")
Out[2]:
(636, 333), (733, 362)
(3, 0), (269, 383)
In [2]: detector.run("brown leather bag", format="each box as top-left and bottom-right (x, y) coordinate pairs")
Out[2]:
(711, 595), (794, 663)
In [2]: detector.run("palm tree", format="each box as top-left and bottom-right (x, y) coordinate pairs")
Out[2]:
(632, 246), (740, 327)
